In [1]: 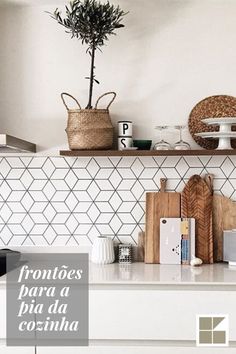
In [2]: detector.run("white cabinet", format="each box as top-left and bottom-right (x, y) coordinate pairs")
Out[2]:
(89, 289), (236, 341)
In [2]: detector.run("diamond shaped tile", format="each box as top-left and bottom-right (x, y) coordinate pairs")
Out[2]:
(221, 157), (235, 177)
(117, 168), (135, 179)
(43, 181), (56, 200)
(117, 157), (135, 168)
(43, 226), (57, 244)
(94, 157), (113, 168)
(117, 190), (136, 202)
(7, 169), (24, 179)
(43, 203), (57, 222)
(29, 180), (47, 191)
(65, 192), (78, 211)
(72, 157), (91, 168)
(28, 157), (47, 168)
(0, 181), (12, 200)
(86, 159), (100, 177)
(109, 215), (122, 234)
(0, 159), (11, 178)
(139, 168), (157, 179)
(220, 181), (234, 198)
(118, 201), (136, 213)
(87, 204), (100, 222)
(118, 179), (136, 190)
(8, 214), (25, 224)
(65, 215), (78, 234)
(0, 226), (13, 244)
(73, 202), (91, 213)
(96, 190), (114, 202)
(74, 213), (92, 224)
(21, 215), (34, 233)
(95, 202), (113, 213)
(118, 213), (136, 224)
(28, 169), (47, 180)
(130, 180), (144, 201)
(21, 193), (34, 211)
(52, 213), (70, 224)
(50, 157), (69, 168)
(74, 224), (92, 235)
(131, 203), (144, 223)
(131, 158), (144, 178)
(64, 170), (78, 189)
(51, 169), (69, 180)
(183, 156), (203, 168)
(96, 168), (113, 179)
(42, 158), (56, 178)
(51, 191), (70, 202)
(96, 180), (114, 191)
(161, 156), (181, 167)
(108, 170), (122, 189)
(0, 203), (12, 222)
(51, 224), (70, 235)
(109, 193), (122, 211)
(8, 224), (26, 235)
(8, 236), (27, 246)
(139, 179), (157, 190)
(7, 180), (25, 191)
(139, 156), (157, 168)
(175, 158), (189, 176)
(7, 157), (25, 168)
(20, 170), (34, 189)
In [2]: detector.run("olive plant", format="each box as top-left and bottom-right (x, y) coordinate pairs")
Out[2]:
(48, 0), (127, 108)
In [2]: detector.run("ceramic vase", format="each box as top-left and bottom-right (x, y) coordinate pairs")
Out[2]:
(91, 236), (115, 264)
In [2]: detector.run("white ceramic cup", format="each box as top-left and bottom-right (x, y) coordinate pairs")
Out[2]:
(118, 121), (133, 137)
(118, 137), (133, 150)
(91, 236), (115, 265)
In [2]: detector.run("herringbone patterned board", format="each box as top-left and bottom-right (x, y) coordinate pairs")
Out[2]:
(181, 175), (214, 264)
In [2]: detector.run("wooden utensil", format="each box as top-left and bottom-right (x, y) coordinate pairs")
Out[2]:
(145, 178), (181, 264)
(205, 174), (236, 262)
(181, 175), (213, 264)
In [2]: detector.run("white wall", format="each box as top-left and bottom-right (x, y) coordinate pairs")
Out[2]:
(0, 0), (236, 153)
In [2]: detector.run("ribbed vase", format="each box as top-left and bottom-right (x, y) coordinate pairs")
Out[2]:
(91, 236), (115, 265)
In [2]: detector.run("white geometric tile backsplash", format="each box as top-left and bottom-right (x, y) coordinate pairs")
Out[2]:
(0, 155), (235, 247)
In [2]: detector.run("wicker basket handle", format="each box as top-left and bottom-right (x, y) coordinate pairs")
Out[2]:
(61, 92), (82, 111)
(95, 92), (116, 110)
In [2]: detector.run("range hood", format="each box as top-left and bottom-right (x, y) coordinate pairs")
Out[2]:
(0, 134), (36, 153)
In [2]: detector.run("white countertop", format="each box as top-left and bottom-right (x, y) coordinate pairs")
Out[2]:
(89, 262), (236, 285)
(1, 262), (236, 286)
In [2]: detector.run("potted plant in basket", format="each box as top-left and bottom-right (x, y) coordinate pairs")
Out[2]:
(48, 0), (127, 150)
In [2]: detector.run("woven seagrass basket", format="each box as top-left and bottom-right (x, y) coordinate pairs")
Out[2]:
(61, 92), (116, 150)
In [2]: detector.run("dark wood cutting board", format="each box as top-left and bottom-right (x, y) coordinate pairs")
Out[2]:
(145, 179), (181, 264)
(181, 175), (213, 264)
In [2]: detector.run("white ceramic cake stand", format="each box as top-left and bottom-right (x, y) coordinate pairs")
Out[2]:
(196, 117), (236, 150)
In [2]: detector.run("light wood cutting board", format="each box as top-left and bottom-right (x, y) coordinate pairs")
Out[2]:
(145, 178), (181, 264)
(181, 175), (213, 264)
(205, 174), (236, 262)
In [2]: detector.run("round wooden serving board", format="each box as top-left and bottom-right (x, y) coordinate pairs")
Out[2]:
(189, 95), (236, 149)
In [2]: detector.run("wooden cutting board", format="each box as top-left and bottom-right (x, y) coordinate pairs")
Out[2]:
(181, 175), (213, 264)
(205, 174), (236, 262)
(145, 178), (181, 264)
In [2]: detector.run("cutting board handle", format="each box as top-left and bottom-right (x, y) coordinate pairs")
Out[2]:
(160, 178), (167, 192)
(205, 174), (214, 195)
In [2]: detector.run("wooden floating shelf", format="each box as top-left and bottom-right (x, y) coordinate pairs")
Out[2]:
(60, 149), (236, 157)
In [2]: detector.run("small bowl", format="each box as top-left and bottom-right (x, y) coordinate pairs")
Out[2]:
(133, 140), (152, 150)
